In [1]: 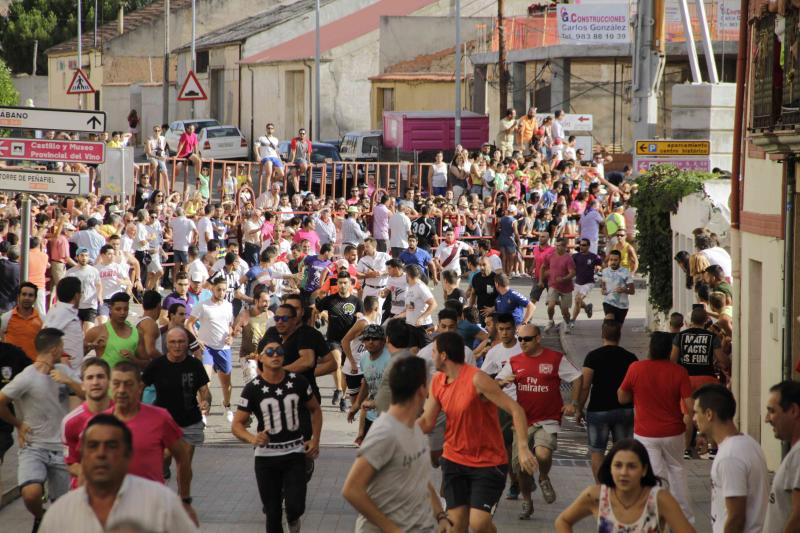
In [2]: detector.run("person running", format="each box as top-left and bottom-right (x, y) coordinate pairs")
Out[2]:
(231, 335), (322, 533)
(239, 284), (272, 385)
(555, 439), (695, 533)
(347, 325), (391, 442)
(357, 237), (391, 312)
(763, 380), (800, 533)
(692, 384), (768, 533)
(40, 414), (199, 533)
(65, 247), (102, 331)
(342, 357), (449, 533)
(671, 306), (726, 458)
(0, 328), (81, 532)
(143, 327), (211, 476)
(600, 249), (635, 325)
(316, 271), (363, 412)
(618, 332), (695, 524)
(540, 237), (575, 332)
(484, 273), (535, 326)
(340, 296), (381, 408)
(496, 324), (582, 519)
(419, 331), (537, 533)
(84, 292), (147, 370)
(571, 238), (602, 321)
(578, 320), (637, 480)
(61, 357), (112, 487)
(187, 275), (235, 423)
(402, 264), (437, 333)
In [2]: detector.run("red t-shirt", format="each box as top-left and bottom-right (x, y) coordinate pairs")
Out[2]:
(431, 365), (506, 467)
(532, 244), (555, 280)
(544, 251), (575, 293)
(103, 404), (183, 483)
(509, 348), (575, 424)
(62, 402), (114, 489)
(619, 359), (692, 438)
(178, 132), (198, 158)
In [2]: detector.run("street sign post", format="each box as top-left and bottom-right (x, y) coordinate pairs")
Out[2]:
(536, 113), (593, 131)
(0, 138), (105, 164)
(0, 168), (86, 196)
(0, 106), (106, 132)
(635, 139), (710, 156)
(177, 71), (207, 101)
(66, 69), (95, 95)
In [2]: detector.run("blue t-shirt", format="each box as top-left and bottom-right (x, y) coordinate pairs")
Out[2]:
(244, 265), (271, 296)
(572, 251), (602, 285)
(301, 255), (331, 294)
(360, 349), (391, 421)
(398, 248), (432, 270)
(458, 319), (485, 349)
(495, 288), (530, 325)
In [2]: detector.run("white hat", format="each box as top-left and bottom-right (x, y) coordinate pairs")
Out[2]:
(190, 272), (206, 282)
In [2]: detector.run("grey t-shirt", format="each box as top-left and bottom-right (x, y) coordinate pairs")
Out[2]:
(355, 413), (434, 533)
(2, 364), (76, 450)
(763, 440), (800, 533)
(373, 349), (415, 415)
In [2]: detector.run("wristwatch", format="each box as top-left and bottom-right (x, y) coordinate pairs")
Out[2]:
(182, 497), (193, 505)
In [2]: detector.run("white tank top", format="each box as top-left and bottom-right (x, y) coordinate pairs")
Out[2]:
(344, 316), (381, 375)
(597, 484), (662, 533)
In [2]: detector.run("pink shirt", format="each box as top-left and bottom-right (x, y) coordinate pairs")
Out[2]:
(62, 402), (113, 489)
(532, 244), (555, 280)
(293, 229), (320, 252)
(177, 132), (198, 158)
(104, 404), (182, 483)
(544, 251), (575, 293)
(372, 203), (391, 240)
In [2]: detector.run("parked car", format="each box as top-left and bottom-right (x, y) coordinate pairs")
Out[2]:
(278, 140), (345, 192)
(164, 118), (220, 155)
(197, 125), (248, 160)
(339, 130), (382, 162)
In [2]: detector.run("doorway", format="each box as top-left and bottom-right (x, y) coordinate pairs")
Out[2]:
(210, 68), (224, 122)
(284, 70), (305, 137)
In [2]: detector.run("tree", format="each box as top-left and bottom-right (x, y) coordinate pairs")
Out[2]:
(0, 58), (19, 106)
(0, 0), (155, 75)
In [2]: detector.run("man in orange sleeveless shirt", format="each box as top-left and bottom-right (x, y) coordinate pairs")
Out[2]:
(419, 331), (537, 533)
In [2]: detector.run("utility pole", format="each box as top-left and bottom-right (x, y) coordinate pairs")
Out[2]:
(191, 0), (196, 119)
(454, 0), (462, 146)
(77, 0), (83, 109)
(498, 0), (509, 115)
(162, 0), (170, 125)
(631, 0), (664, 141)
(314, 0), (321, 141)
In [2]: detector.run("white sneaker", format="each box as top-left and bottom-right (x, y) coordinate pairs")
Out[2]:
(201, 414), (208, 427)
(226, 409), (234, 423)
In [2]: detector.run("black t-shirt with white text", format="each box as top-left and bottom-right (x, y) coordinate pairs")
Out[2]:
(143, 355), (209, 427)
(673, 327), (721, 376)
(410, 217), (436, 250)
(316, 294), (363, 342)
(237, 372), (312, 456)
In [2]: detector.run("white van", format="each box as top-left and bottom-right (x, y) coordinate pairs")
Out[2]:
(339, 130), (382, 162)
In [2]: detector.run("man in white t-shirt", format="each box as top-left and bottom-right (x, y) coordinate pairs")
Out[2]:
(434, 228), (473, 277)
(169, 207), (197, 285)
(96, 244), (132, 317)
(255, 123), (284, 188)
(480, 313), (521, 401)
(693, 383), (768, 533)
(65, 247), (103, 329)
(402, 264), (436, 331)
(388, 205), (412, 258)
(145, 124), (168, 188)
(196, 205), (214, 254)
(186, 276), (235, 423)
(382, 259), (407, 321)
(763, 380), (800, 533)
(357, 237), (391, 311)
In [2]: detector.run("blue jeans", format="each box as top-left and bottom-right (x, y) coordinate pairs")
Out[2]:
(586, 408), (634, 453)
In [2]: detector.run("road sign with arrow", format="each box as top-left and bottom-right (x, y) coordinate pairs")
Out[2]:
(0, 106), (106, 133)
(66, 69), (95, 95)
(177, 70), (208, 101)
(635, 140), (710, 156)
(0, 168), (85, 196)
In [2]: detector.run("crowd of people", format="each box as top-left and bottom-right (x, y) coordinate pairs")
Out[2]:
(0, 111), (796, 533)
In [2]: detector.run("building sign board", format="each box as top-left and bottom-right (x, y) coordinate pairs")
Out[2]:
(635, 139), (711, 156)
(634, 157), (712, 174)
(0, 138), (105, 164)
(557, 4), (631, 44)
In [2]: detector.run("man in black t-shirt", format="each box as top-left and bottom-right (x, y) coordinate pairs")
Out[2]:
(470, 255), (497, 323)
(143, 327), (211, 457)
(670, 306), (725, 457)
(578, 320), (637, 480)
(315, 272), (363, 411)
(0, 341), (31, 461)
(410, 206), (438, 252)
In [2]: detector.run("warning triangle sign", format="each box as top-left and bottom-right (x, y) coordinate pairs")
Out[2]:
(67, 68), (95, 95)
(177, 71), (208, 101)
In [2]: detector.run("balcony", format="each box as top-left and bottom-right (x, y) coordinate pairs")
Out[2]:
(783, 9), (800, 128)
(750, 14), (782, 131)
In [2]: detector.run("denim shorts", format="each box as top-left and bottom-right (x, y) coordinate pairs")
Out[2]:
(18, 446), (70, 500)
(586, 408), (634, 453)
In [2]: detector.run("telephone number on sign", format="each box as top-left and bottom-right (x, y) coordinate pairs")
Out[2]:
(566, 32), (628, 41)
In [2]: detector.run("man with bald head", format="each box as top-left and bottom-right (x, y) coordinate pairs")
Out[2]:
(143, 327), (211, 466)
(496, 323), (583, 519)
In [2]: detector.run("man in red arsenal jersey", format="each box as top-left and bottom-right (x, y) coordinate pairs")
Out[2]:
(496, 324), (582, 520)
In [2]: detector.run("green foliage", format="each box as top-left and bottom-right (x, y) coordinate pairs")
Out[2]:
(0, 58), (18, 106)
(631, 164), (711, 314)
(0, 0), (155, 75)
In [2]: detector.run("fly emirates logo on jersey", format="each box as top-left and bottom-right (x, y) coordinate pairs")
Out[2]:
(517, 363), (555, 393)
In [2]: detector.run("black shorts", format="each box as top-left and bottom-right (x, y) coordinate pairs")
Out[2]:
(530, 280), (548, 302)
(78, 307), (98, 323)
(327, 341), (342, 354)
(363, 417), (374, 436)
(602, 303), (629, 324)
(344, 374), (363, 396)
(441, 457), (508, 513)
